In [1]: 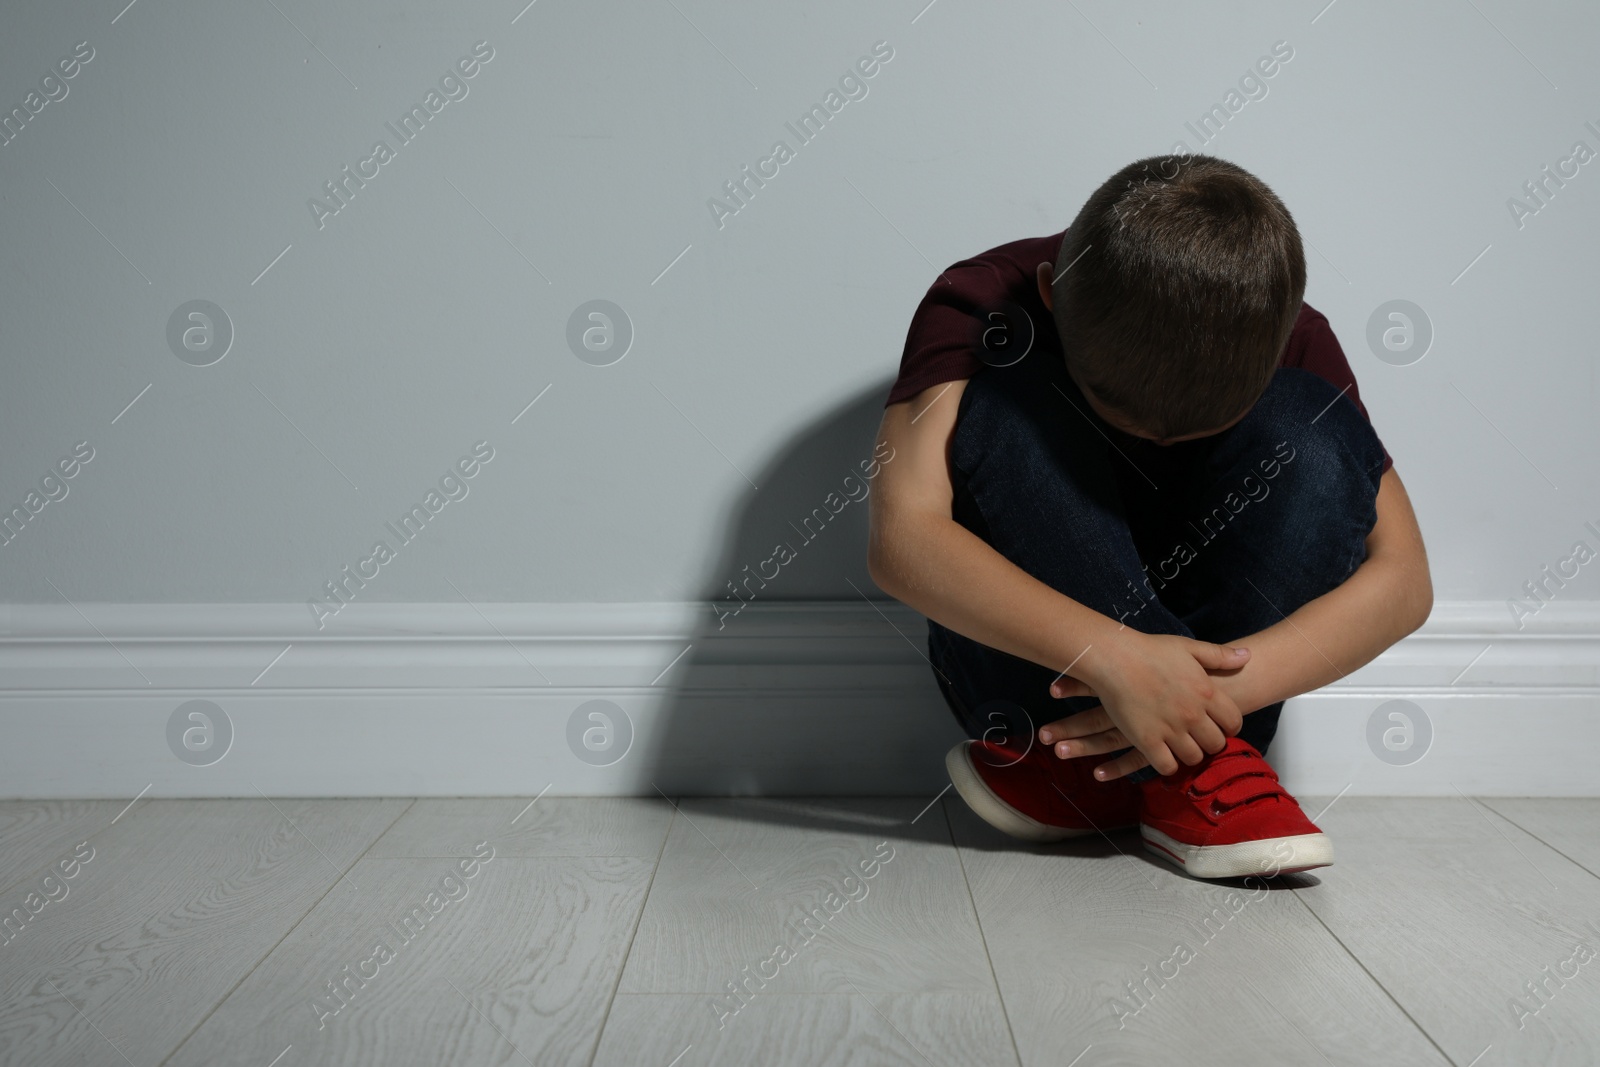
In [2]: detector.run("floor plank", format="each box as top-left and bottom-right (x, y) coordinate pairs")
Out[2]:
(945, 798), (1450, 1067)
(4, 795), (1595, 1065)
(0, 798), (409, 1067)
(1299, 796), (1600, 1067)
(165, 855), (654, 1067)
(618, 796), (998, 996)
(595, 992), (1019, 1067)
(1482, 798), (1600, 880)
(366, 796), (673, 858)
(0, 800), (125, 900)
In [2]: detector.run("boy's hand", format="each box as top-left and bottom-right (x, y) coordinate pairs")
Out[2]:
(1040, 704), (1156, 778)
(1041, 633), (1248, 778)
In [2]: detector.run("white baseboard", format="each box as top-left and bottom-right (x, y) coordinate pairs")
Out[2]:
(0, 600), (1595, 798)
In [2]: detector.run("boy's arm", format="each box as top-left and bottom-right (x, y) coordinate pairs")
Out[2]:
(1045, 466), (1433, 777)
(1215, 467), (1432, 712)
(868, 381), (1252, 776)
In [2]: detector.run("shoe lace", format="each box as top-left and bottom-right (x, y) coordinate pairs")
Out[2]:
(1185, 744), (1288, 812)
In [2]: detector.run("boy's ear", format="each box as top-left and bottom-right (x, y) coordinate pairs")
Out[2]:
(1036, 261), (1054, 312)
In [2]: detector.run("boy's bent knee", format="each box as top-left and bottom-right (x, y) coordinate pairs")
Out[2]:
(1241, 368), (1386, 492)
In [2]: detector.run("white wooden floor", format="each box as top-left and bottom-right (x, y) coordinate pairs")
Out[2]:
(1, 794), (1597, 1067)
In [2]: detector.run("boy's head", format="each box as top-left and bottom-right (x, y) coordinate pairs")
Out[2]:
(1038, 154), (1305, 443)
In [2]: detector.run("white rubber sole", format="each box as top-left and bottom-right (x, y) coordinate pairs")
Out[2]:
(1141, 825), (1334, 880)
(945, 741), (1100, 842)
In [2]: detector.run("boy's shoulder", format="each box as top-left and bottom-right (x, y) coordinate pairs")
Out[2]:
(886, 232), (1063, 406)
(1281, 302), (1338, 370)
(939, 231), (1065, 292)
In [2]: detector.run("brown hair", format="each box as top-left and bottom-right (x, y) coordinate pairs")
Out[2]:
(1052, 154), (1306, 439)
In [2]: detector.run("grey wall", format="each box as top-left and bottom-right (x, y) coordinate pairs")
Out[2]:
(2, 0), (1596, 613)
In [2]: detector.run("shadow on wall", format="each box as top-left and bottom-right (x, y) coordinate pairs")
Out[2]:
(637, 377), (966, 802)
(699, 381), (888, 604)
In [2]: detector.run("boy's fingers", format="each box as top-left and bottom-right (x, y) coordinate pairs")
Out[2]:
(1206, 692), (1245, 736)
(1095, 748), (1159, 780)
(1170, 734), (1207, 767)
(1049, 677), (1096, 698)
(1111, 738), (1177, 777)
(1187, 641), (1250, 671)
(1051, 728), (1127, 758)
(1192, 717), (1229, 755)
(1038, 706), (1111, 743)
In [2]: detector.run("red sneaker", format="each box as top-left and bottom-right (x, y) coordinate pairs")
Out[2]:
(945, 737), (1140, 841)
(1138, 737), (1333, 879)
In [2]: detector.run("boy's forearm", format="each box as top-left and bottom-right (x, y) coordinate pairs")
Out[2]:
(1220, 467), (1432, 714)
(869, 510), (1126, 679)
(1220, 550), (1432, 714)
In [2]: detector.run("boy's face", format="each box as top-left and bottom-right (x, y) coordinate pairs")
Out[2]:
(1036, 261), (1252, 446)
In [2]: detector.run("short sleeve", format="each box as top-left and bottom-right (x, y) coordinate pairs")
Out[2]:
(885, 235), (1056, 407)
(1284, 304), (1393, 474)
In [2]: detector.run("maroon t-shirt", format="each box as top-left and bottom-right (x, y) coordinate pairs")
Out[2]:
(887, 231), (1391, 473)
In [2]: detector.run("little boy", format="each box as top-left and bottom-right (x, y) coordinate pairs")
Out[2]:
(867, 155), (1431, 880)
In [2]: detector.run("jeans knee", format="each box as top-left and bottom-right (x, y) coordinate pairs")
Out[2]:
(1244, 368), (1386, 495)
(948, 372), (1007, 460)
(948, 368), (1065, 480)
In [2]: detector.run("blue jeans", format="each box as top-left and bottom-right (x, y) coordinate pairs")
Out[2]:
(927, 356), (1387, 774)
